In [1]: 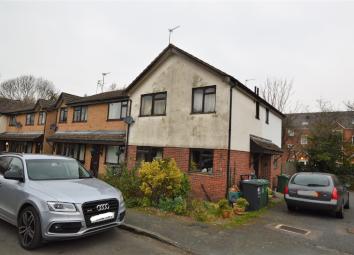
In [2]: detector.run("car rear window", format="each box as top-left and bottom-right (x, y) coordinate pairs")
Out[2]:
(291, 174), (330, 187)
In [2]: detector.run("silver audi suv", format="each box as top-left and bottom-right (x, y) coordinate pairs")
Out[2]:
(0, 153), (126, 249)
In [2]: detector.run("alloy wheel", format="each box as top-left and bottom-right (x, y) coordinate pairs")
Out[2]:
(18, 211), (35, 247)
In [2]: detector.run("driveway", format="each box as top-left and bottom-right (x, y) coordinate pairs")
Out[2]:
(0, 219), (185, 255)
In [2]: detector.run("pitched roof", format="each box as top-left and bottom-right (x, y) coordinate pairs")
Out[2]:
(67, 90), (127, 106)
(286, 111), (354, 129)
(0, 132), (44, 141)
(0, 98), (36, 114)
(125, 44), (285, 118)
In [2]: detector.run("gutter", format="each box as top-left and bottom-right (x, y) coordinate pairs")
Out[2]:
(226, 79), (237, 197)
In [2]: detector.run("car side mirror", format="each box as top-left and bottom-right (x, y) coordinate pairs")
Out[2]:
(4, 171), (24, 182)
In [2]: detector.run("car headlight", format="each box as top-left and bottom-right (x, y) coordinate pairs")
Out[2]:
(47, 202), (77, 212)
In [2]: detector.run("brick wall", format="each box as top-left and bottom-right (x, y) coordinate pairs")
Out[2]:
(43, 110), (57, 154)
(6, 112), (45, 133)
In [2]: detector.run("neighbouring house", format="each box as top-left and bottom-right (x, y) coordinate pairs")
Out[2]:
(0, 98), (56, 154)
(283, 111), (354, 173)
(46, 91), (129, 177)
(125, 44), (284, 201)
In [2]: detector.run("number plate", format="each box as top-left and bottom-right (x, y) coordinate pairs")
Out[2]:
(90, 212), (115, 223)
(297, 190), (318, 197)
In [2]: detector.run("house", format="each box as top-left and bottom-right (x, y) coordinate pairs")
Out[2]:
(125, 44), (284, 201)
(46, 91), (129, 176)
(283, 111), (354, 171)
(0, 98), (56, 154)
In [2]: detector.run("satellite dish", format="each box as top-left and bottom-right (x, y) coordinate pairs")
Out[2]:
(124, 116), (135, 125)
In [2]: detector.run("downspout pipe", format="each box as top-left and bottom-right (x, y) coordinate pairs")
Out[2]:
(226, 79), (237, 198)
(124, 99), (133, 163)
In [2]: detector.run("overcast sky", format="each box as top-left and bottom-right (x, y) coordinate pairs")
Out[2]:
(0, 0), (353, 112)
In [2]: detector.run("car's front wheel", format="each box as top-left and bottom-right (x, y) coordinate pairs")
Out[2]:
(18, 206), (42, 250)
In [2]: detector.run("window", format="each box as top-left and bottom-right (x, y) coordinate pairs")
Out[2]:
(255, 102), (260, 119)
(192, 86), (216, 113)
(9, 116), (17, 126)
(7, 157), (24, 177)
(38, 111), (46, 125)
(59, 107), (68, 123)
(291, 174), (330, 187)
(0, 156), (12, 175)
(105, 145), (125, 164)
(287, 129), (295, 137)
(300, 135), (308, 145)
(56, 143), (85, 162)
(189, 149), (213, 174)
(352, 136), (354, 145)
(140, 92), (167, 116)
(25, 142), (33, 153)
(265, 108), (269, 124)
(136, 146), (163, 162)
(73, 106), (88, 122)
(26, 113), (35, 125)
(302, 121), (309, 126)
(108, 101), (128, 120)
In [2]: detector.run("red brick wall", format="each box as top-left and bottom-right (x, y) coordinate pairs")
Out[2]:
(127, 145), (257, 201)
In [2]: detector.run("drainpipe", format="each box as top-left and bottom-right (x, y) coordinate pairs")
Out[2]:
(226, 80), (237, 198)
(124, 99), (133, 163)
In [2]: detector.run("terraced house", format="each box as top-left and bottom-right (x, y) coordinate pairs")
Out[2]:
(46, 91), (129, 177)
(0, 98), (56, 154)
(125, 44), (284, 200)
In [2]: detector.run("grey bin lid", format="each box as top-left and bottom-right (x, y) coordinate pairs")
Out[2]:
(241, 179), (269, 186)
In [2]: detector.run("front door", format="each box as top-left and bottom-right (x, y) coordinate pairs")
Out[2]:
(90, 145), (101, 177)
(35, 143), (41, 153)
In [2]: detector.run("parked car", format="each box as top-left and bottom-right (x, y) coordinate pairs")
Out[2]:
(284, 172), (350, 218)
(0, 153), (126, 249)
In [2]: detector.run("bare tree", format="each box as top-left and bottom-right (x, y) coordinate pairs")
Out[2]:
(344, 101), (354, 111)
(261, 78), (293, 113)
(0, 75), (59, 103)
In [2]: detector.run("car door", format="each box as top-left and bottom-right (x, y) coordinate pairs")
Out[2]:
(0, 156), (26, 225)
(0, 156), (12, 220)
(333, 176), (347, 205)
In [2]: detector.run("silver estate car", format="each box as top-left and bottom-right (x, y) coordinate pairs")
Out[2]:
(0, 153), (126, 249)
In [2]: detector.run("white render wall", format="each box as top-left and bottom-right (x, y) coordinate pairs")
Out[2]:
(230, 88), (282, 152)
(128, 53), (230, 149)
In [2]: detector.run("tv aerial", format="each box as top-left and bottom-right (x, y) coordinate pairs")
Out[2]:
(168, 25), (180, 44)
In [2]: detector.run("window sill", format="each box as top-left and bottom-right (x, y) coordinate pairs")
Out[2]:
(188, 171), (214, 176)
(139, 114), (166, 118)
(25, 124), (34, 126)
(190, 111), (216, 115)
(58, 121), (67, 124)
(72, 121), (88, 123)
(106, 118), (126, 122)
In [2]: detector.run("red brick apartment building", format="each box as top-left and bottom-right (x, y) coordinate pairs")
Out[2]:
(283, 111), (354, 170)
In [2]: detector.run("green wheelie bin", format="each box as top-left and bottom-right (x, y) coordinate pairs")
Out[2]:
(276, 174), (290, 193)
(241, 179), (269, 211)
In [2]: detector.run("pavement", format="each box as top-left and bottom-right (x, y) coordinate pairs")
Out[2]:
(125, 192), (354, 255)
(0, 219), (185, 255)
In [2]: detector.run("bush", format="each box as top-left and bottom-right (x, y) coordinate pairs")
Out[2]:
(190, 200), (209, 222)
(139, 158), (188, 204)
(158, 196), (187, 215)
(235, 198), (249, 209)
(218, 198), (231, 211)
(102, 165), (142, 208)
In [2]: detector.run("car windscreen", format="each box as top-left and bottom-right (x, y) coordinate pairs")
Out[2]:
(26, 159), (91, 180)
(291, 174), (330, 187)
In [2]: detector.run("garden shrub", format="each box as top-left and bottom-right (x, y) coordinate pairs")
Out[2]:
(139, 158), (188, 204)
(158, 196), (187, 215)
(190, 200), (209, 222)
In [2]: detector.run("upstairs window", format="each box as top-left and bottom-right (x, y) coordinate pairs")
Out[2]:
(136, 146), (163, 163)
(38, 111), (46, 125)
(189, 149), (213, 174)
(108, 101), (128, 120)
(265, 108), (269, 124)
(140, 92), (167, 116)
(26, 113), (35, 125)
(73, 106), (88, 122)
(59, 108), (68, 123)
(192, 86), (216, 113)
(255, 102), (260, 119)
(287, 129), (295, 137)
(300, 135), (308, 145)
(9, 116), (17, 126)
